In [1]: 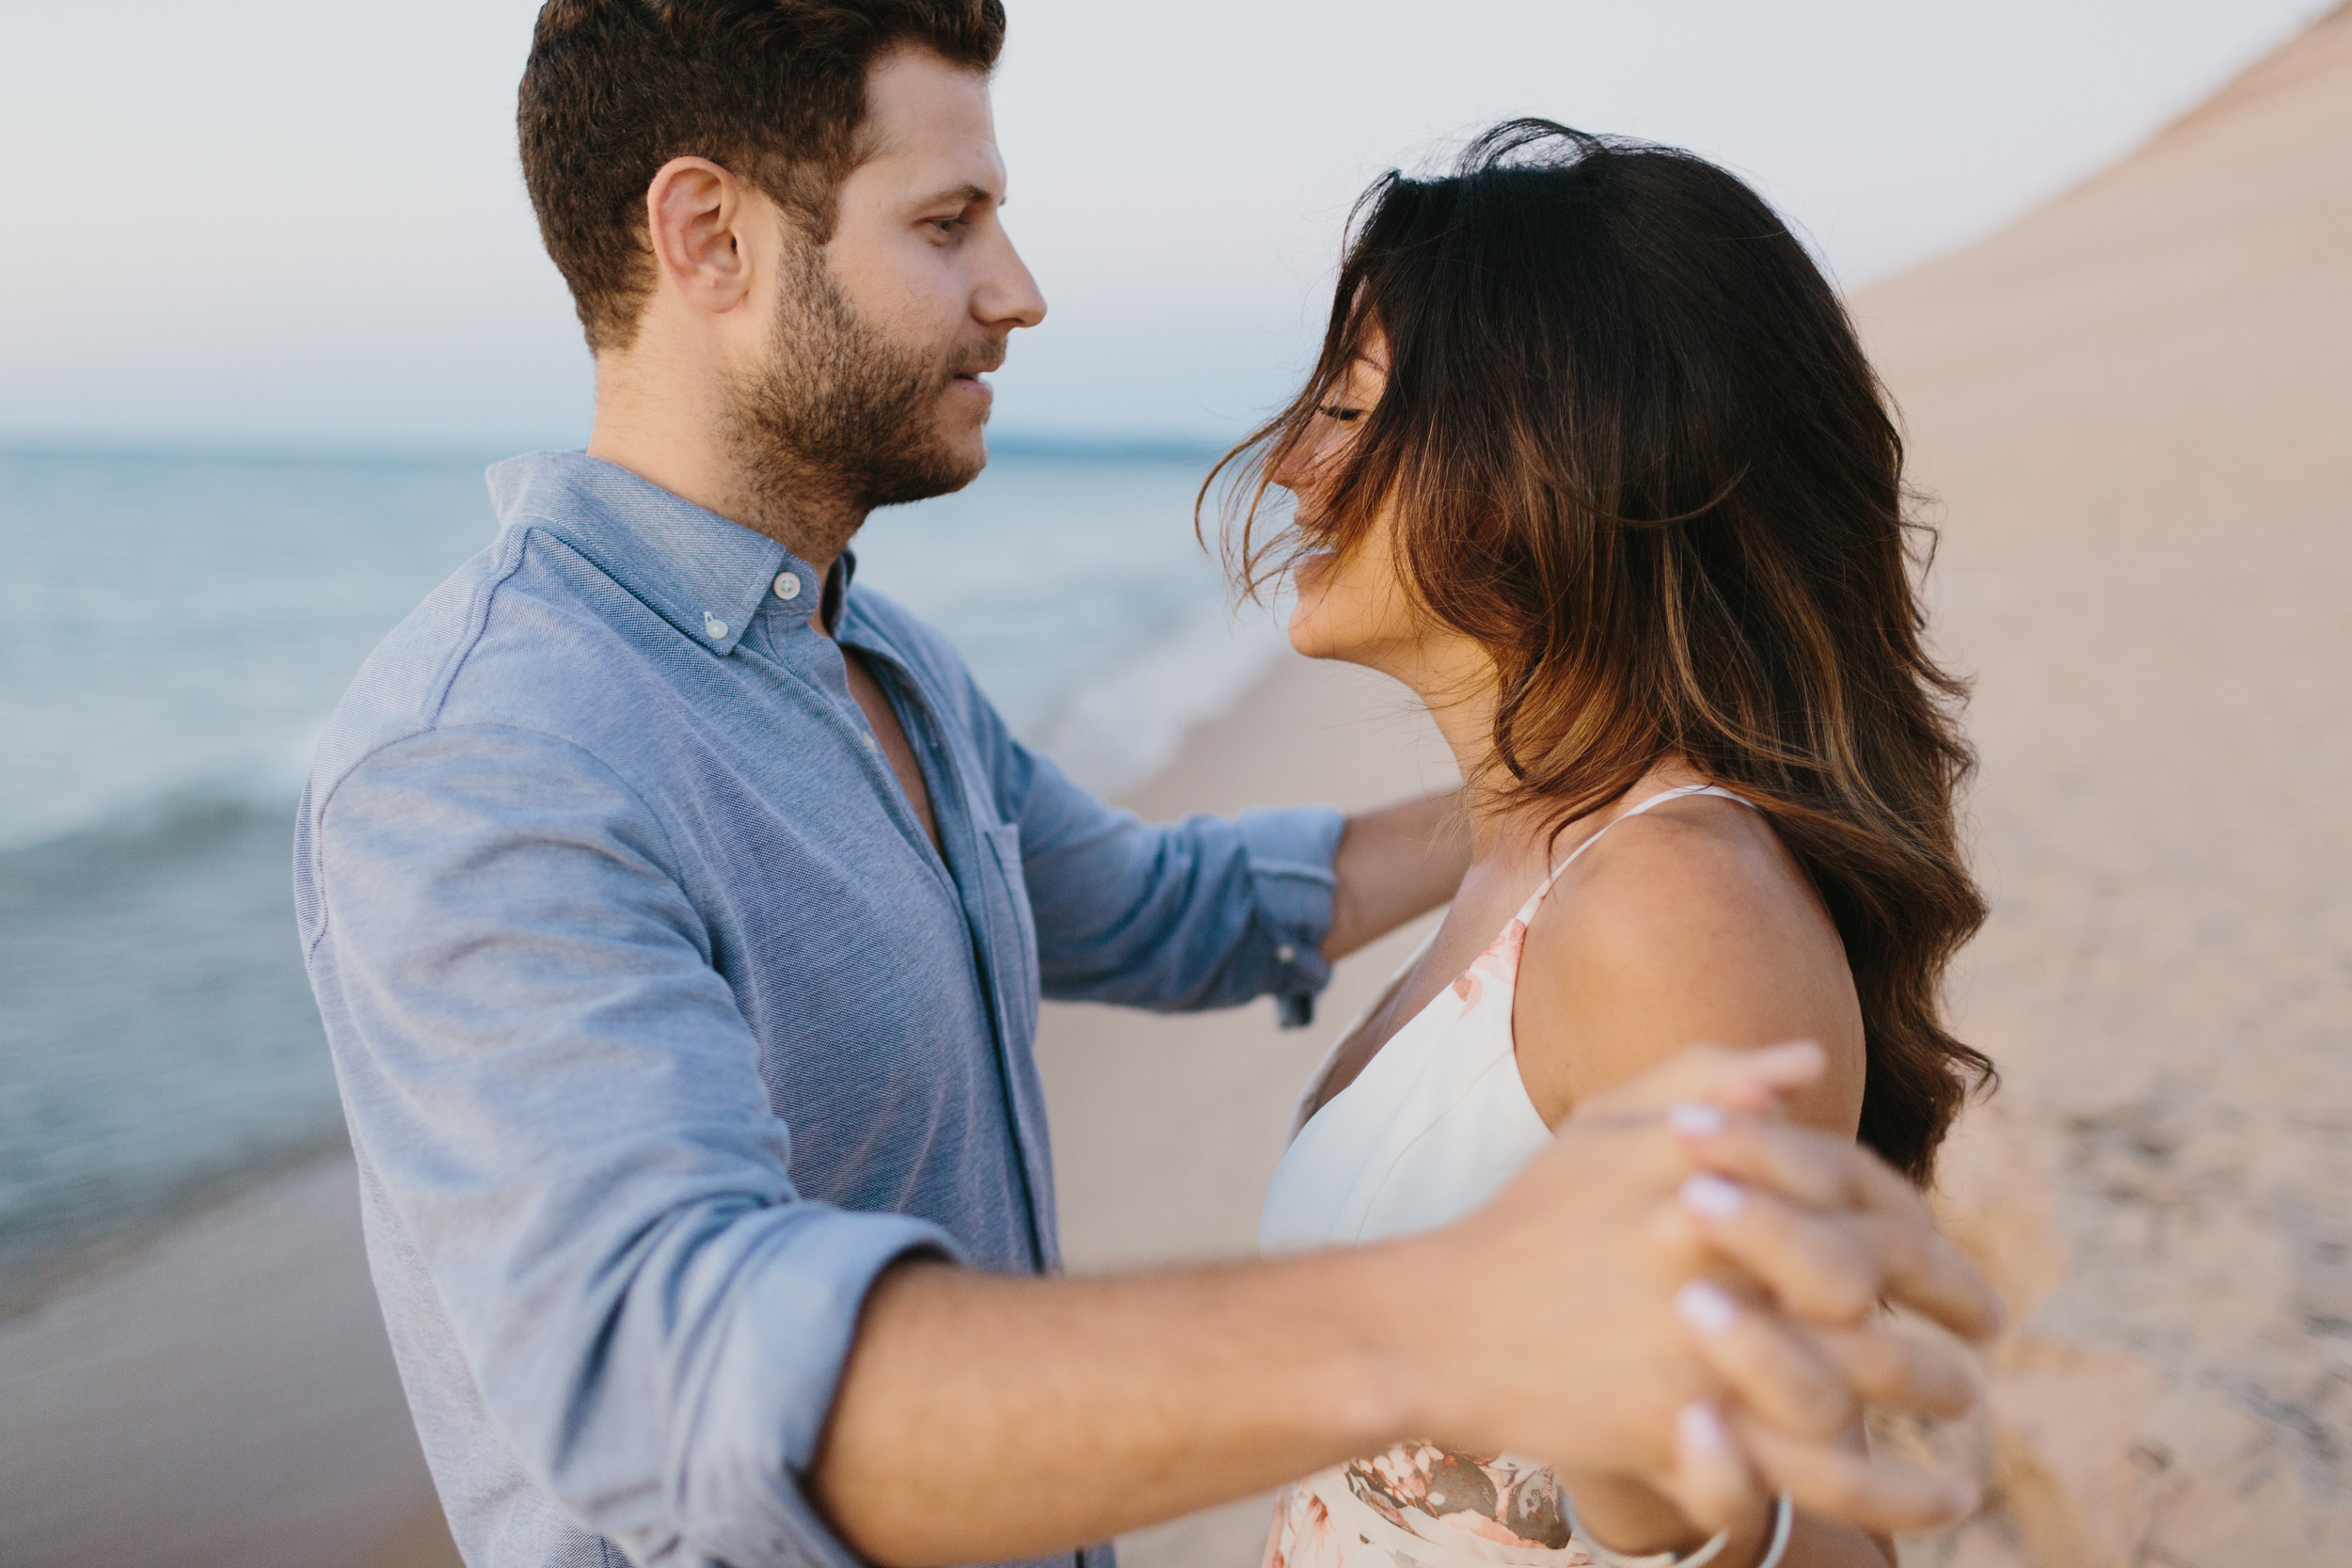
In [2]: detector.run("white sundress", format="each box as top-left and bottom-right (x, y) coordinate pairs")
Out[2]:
(1257, 785), (1758, 1568)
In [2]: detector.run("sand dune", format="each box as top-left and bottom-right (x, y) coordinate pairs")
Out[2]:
(1849, 6), (2352, 1563)
(1057, 9), (2352, 1566)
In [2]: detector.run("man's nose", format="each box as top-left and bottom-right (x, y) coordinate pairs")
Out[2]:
(978, 229), (1047, 331)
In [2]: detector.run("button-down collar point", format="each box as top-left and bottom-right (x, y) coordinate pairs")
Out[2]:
(486, 455), (794, 655)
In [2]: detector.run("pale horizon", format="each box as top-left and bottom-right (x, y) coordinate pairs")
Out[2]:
(0, 0), (2332, 454)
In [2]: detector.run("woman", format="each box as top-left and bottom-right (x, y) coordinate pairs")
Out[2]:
(1221, 124), (1991, 1568)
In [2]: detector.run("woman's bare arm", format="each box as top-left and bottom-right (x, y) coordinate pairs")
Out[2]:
(1516, 798), (1894, 1567)
(1515, 795), (1866, 1137)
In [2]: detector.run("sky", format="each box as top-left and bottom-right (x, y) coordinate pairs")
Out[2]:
(0, 0), (2332, 451)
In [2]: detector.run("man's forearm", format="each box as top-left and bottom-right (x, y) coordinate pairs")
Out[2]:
(805, 1048), (2003, 1567)
(809, 1247), (1421, 1566)
(1323, 790), (1470, 959)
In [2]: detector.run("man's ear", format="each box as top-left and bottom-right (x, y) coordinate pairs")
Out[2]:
(644, 156), (759, 317)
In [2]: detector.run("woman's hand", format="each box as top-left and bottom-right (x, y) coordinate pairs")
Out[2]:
(1379, 1042), (1998, 1541)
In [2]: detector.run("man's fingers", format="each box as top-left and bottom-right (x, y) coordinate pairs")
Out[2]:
(1738, 1414), (1979, 1537)
(1808, 1320), (1985, 1423)
(1844, 1212), (2003, 1346)
(1676, 1176), (2007, 1345)
(1673, 1281), (1857, 1441)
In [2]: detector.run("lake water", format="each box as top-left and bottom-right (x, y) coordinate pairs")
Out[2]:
(0, 443), (1283, 1305)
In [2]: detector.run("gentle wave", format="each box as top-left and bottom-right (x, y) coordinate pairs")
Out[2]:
(0, 727), (318, 872)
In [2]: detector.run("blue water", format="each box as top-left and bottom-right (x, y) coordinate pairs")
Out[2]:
(0, 443), (1279, 1305)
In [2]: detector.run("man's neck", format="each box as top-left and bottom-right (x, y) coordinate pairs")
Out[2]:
(586, 360), (866, 581)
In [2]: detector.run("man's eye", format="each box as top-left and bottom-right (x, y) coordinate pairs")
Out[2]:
(1317, 404), (1365, 423)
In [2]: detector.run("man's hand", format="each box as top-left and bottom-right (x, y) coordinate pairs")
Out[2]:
(1324, 790), (1470, 959)
(810, 1043), (1998, 1567)
(1394, 1043), (1997, 1537)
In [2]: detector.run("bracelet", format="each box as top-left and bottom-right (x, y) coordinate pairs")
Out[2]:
(1756, 1493), (1795, 1568)
(1562, 1492), (1793, 1568)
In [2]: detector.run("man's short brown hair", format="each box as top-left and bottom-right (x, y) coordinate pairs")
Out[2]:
(519, 0), (1007, 352)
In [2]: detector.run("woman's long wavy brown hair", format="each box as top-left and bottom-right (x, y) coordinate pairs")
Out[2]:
(1209, 122), (1990, 1183)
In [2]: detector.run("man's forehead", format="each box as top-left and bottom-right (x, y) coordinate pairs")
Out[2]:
(859, 48), (1003, 195)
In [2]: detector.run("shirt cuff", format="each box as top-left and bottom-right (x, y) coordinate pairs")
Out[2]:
(695, 1209), (962, 1568)
(1234, 805), (1344, 1029)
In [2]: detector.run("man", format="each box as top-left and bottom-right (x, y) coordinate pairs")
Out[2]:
(299, 4), (2001, 1566)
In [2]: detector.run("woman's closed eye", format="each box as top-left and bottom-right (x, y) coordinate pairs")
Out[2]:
(1318, 404), (1367, 423)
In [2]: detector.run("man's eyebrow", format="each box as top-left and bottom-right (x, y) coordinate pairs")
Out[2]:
(914, 182), (999, 210)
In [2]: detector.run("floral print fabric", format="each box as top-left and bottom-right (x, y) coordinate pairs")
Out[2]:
(1264, 788), (1758, 1568)
(1264, 906), (1581, 1568)
(1265, 1443), (1594, 1568)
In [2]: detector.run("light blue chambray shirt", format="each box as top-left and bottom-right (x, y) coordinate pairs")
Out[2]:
(296, 453), (1343, 1568)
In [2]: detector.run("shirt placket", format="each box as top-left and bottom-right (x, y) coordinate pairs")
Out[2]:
(850, 635), (1056, 1274)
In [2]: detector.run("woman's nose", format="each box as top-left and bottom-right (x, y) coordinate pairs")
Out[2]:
(1270, 435), (1322, 493)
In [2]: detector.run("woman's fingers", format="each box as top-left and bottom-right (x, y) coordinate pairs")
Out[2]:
(1672, 1115), (1889, 1212)
(1671, 1162), (2006, 1346)
(1659, 1402), (1769, 1536)
(1677, 1117), (1946, 1241)
(1672, 1280), (1858, 1441)
(1672, 1121), (2008, 1344)
(1578, 1041), (1826, 1125)
(1737, 1412), (1979, 1538)
(1673, 1177), (1878, 1323)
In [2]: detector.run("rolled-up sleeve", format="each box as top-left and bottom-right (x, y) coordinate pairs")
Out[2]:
(1003, 740), (1344, 1023)
(304, 723), (955, 1566)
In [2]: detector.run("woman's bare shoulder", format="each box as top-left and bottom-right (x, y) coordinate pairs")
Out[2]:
(1513, 796), (1865, 1131)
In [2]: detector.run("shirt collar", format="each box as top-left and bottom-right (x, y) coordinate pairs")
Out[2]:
(485, 451), (833, 656)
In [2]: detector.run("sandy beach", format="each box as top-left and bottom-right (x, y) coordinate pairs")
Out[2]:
(3, 7), (2344, 1564)
(0, 1156), (450, 1568)
(1854, 8), (2352, 1563)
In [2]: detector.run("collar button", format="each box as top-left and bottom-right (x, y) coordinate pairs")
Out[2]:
(773, 573), (803, 601)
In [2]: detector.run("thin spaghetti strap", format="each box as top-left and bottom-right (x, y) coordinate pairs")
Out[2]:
(1530, 784), (1758, 900)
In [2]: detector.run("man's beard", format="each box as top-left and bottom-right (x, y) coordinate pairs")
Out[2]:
(723, 245), (992, 553)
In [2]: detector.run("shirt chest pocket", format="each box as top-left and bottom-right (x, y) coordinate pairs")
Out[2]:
(982, 821), (1041, 1030)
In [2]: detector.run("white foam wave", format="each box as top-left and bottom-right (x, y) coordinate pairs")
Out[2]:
(1030, 605), (1290, 800)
